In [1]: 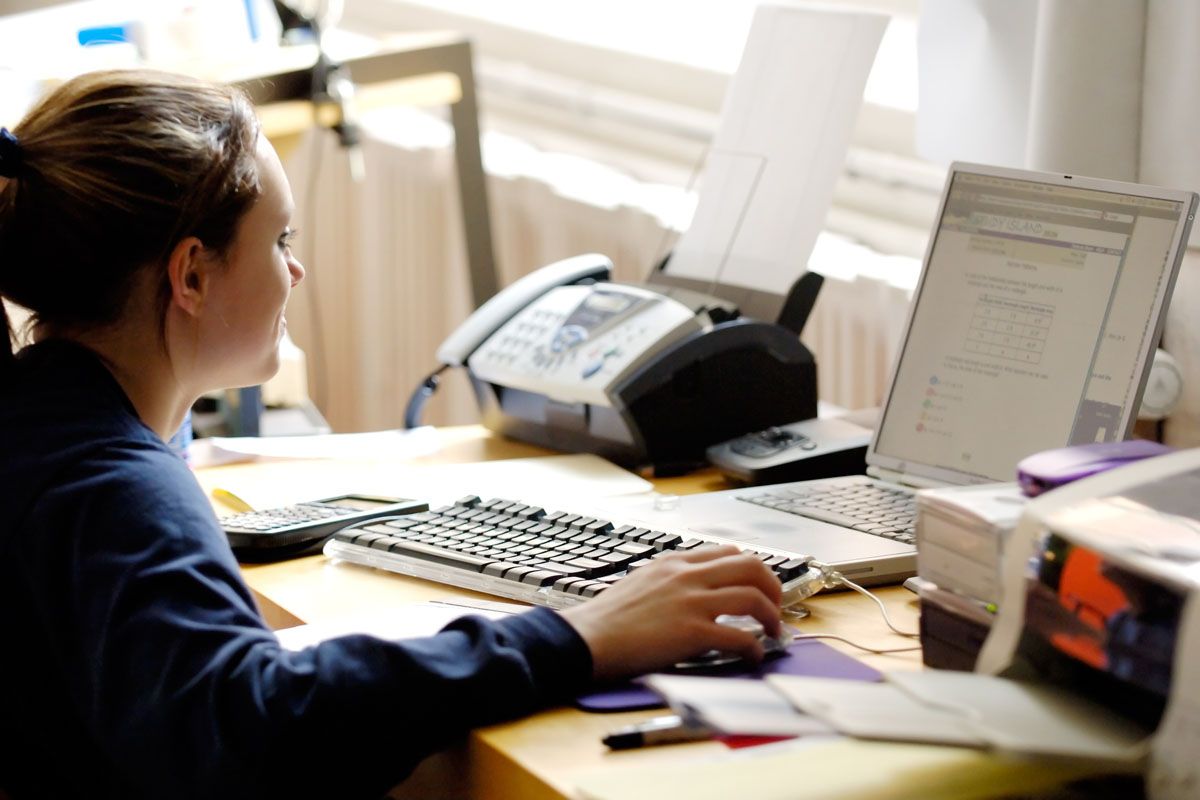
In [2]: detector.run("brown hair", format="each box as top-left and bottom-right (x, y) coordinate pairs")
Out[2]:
(0, 69), (262, 366)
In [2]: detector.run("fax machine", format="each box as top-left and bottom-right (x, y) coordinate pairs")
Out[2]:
(407, 254), (822, 474)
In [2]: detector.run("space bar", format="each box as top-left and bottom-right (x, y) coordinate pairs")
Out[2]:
(389, 541), (494, 573)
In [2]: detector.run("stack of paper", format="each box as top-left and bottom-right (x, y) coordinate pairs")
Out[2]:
(915, 482), (1026, 606)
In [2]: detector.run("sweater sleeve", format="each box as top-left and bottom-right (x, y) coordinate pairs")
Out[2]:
(32, 451), (593, 800)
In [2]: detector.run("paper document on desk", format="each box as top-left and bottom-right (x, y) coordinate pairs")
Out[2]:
(768, 671), (1151, 763)
(201, 426), (441, 462)
(644, 675), (834, 737)
(274, 598), (523, 651)
(664, 5), (885, 296)
(196, 453), (652, 515)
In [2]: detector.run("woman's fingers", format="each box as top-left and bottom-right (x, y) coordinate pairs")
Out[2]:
(670, 548), (783, 606)
(694, 586), (784, 639)
(560, 543), (788, 681)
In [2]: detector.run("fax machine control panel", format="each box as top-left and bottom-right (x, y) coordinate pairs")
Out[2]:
(469, 283), (702, 407)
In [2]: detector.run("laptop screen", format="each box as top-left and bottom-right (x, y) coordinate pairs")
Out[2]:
(872, 165), (1195, 484)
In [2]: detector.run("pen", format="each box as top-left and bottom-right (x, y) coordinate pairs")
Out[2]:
(602, 715), (712, 750)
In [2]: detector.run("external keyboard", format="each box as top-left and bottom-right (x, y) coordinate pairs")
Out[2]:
(739, 479), (917, 544)
(323, 495), (823, 608)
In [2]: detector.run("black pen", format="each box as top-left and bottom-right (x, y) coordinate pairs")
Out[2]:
(602, 714), (713, 750)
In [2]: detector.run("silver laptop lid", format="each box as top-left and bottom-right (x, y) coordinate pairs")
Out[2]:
(868, 162), (1197, 487)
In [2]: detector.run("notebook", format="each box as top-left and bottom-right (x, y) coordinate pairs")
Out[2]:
(596, 162), (1197, 585)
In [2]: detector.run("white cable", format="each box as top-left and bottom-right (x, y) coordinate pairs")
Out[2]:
(826, 570), (920, 639)
(792, 633), (922, 656)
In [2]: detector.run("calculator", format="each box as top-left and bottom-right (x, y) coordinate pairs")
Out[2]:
(221, 494), (428, 561)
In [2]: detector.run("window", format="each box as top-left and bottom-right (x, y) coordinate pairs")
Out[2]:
(344, 0), (943, 257)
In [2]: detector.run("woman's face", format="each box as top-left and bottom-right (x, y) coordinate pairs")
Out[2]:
(200, 137), (305, 389)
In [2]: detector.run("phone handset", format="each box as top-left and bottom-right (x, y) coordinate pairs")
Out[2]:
(405, 254), (613, 427)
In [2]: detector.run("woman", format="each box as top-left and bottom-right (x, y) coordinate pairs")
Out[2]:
(0, 70), (782, 799)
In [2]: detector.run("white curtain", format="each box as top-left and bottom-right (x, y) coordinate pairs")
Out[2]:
(916, 0), (1200, 446)
(917, 0), (1200, 190)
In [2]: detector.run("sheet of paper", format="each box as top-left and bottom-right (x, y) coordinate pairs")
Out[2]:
(768, 671), (1149, 762)
(886, 671), (1150, 762)
(274, 598), (523, 650)
(768, 676), (985, 747)
(665, 5), (886, 297)
(196, 453), (652, 515)
(202, 426), (441, 462)
(644, 675), (833, 737)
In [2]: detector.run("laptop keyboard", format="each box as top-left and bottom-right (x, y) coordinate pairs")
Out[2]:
(739, 480), (917, 544)
(323, 495), (821, 608)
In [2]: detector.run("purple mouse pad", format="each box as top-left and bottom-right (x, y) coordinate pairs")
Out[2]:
(574, 638), (883, 712)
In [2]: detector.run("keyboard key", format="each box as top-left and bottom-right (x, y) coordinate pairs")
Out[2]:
(633, 530), (661, 545)
(536, 561), (589, 576)
(501, 565), (538, 582)
(553, 577), (585, 593)
(388, 541), (494, 572)
(777, 557), (810, 582)
(564, 557), (616, 578)
(578, 548), (611, 561)
(598, 551), (637, 567)
(480, 561), (523, 578)
(456, 495), (481, 508)
(519, 570), (560, 587)
(651, 533), (682, 550)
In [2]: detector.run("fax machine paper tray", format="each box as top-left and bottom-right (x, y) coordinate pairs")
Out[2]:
(471, 318), (817, 472)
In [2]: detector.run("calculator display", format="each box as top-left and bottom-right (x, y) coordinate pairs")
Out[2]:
(330, 496), (397, 511)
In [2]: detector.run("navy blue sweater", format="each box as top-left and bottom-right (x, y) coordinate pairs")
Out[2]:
(0, 341), (591, 799)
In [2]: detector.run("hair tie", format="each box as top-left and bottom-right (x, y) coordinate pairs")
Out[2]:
(0, 127), (24, 179)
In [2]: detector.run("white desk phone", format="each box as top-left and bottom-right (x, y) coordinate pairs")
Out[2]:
(406, 254), (824, 475)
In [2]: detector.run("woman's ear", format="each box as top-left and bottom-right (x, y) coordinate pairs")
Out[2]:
(166, 236), (213, 317)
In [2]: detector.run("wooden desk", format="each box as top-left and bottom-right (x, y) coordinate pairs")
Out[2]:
(197, 426), (921, 799)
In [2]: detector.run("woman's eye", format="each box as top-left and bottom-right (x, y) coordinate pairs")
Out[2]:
(278, 228), (299, 250)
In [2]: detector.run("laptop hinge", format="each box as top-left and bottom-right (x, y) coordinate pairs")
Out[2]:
(866, 465), (944, 490)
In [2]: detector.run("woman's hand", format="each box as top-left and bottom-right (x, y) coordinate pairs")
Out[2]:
(559, 544), (782, 682)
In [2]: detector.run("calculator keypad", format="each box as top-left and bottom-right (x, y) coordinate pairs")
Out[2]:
(225, 503), (349, 532)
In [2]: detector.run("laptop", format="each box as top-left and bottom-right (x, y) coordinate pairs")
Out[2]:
(600, 162), (1198, 585)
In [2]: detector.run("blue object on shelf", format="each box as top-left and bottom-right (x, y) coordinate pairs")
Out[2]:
(77, 24), (135, 47)
(235, 386), (263, 437)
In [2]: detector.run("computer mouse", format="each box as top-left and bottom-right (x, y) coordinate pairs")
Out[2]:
(673, 614), (793, 670)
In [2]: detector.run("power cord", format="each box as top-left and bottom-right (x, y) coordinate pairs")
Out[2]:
(827, 569), (920, 639)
